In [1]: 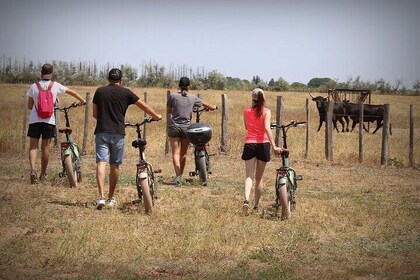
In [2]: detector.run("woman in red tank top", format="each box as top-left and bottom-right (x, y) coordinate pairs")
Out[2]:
(241, 88), (283, 215)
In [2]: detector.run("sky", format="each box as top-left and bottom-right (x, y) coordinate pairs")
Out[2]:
(1, 0), (419, 87)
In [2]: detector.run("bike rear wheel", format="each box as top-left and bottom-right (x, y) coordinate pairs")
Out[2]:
(197, 155), (207, 184)
(275, 178), (291, 219)
(64, 154), (77, 187)
(136, 167), (153, 214)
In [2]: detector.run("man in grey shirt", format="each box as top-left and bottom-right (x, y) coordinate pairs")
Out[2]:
(167, 77), (217, 184)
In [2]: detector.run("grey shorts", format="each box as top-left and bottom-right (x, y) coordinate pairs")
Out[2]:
(167, 123), (189, 139)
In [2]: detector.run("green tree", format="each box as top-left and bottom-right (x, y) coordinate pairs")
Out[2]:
(376, 78), (391, 94)
(252, 75), (261, 85)
(307, 77), (334, 88)
(290, 82), (307, 92)
(412, 80), (420, 93)
(277, 77), (289, 91)
(207, 70), (226, 90)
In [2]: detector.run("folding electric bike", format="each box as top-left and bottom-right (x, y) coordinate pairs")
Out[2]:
(56, 102), (85, 187)
(270, 120), (305, 219)
(187, 106), (216, 186)
(125, 117), (160, 214)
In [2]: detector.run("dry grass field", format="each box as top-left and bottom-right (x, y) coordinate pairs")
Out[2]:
(0, 84), (419, 279)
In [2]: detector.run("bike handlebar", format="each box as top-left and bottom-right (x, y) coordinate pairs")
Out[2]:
(125, 117), (157, 128)
(192, 105), (218, 113)
(55, 102), (85, 111)
(270, 120), (306, 130)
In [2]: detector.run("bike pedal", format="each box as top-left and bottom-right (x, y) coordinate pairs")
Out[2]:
(296, 175), (303, 180)
(189, 171), (196, 177)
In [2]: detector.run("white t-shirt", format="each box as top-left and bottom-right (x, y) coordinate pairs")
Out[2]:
(26, 80), (67, 125)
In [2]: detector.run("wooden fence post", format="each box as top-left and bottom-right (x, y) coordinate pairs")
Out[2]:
(22, 94), (28, 151)
(220, 94), (228, 153)
(82, 92), (91, 155)
(409, 105), (414, 167)
(358, 101), (364, 163)
(305, 99), (309, 158)
(325, 100), (334, 161)
(275, 96), (284, 147)
(380, 104), (391, 166)
(143, 92), (148, 140)
(165, 90), (170, 155)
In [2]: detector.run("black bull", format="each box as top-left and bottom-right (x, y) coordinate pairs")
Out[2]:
(310, 93), (391, 134)
(343, 102), (392, 135)
(310, 94), (349, 132)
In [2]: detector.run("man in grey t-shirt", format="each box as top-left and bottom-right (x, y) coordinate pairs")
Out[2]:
(167, 77), (217, 184)
(167, 92), (202, 127)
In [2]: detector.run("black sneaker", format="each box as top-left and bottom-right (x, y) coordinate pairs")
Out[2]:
(242, 200), (250, 215)
(30, 170), (38, 184)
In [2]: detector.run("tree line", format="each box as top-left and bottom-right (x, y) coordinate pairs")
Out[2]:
(0, 56), (419, 95)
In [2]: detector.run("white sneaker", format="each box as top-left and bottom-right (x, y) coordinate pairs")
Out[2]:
(96, 197), (106, 210)
(173, 176), (183, 185)
(106, 197), (117, 208)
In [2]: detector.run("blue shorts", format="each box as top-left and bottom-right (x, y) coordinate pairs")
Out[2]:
(95, 133), (125, 165)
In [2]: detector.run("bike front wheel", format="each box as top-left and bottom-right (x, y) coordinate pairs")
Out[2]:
(77, 170), (82, 183)
(146, 164), (157, 205)
(64, 154), (77, 187)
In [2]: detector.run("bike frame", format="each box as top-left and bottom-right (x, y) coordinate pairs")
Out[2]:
(189, 107), (211, 180)
(125, 117), (157, 205)
(56, 103), (82, 180)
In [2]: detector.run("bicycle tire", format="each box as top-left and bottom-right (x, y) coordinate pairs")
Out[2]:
(197, 155), (207, 184)
(64, 154), (77, 187)
(146, 164), (157, 205)
(135, 170), (143, 204)
(287, 170), (297, 212)
(77, 170), (82, 183)
(136, 167), (153, 214)
(285, 180), (293, 213)
(275, 177), (291, 218)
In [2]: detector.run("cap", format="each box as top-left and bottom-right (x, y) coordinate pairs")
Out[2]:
(251, 88), (264, 101)
(41, 63), (53, 80)
(108, 68), (122, 81)
(179, 77), (190, 88)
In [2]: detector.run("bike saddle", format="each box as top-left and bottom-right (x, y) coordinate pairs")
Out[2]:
(59, 128), (72, 133)
(132, 139), (147, 148)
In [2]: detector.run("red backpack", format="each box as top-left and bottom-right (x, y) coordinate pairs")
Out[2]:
(35, 81), (55, 118)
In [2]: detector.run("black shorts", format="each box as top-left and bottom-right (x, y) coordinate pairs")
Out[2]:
(241, 143), (271, 162)
(27, 123), (56, 139)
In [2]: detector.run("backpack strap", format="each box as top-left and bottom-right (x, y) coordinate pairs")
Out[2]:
(35, 81), (54, 91)
(35, 82), (42, 91)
